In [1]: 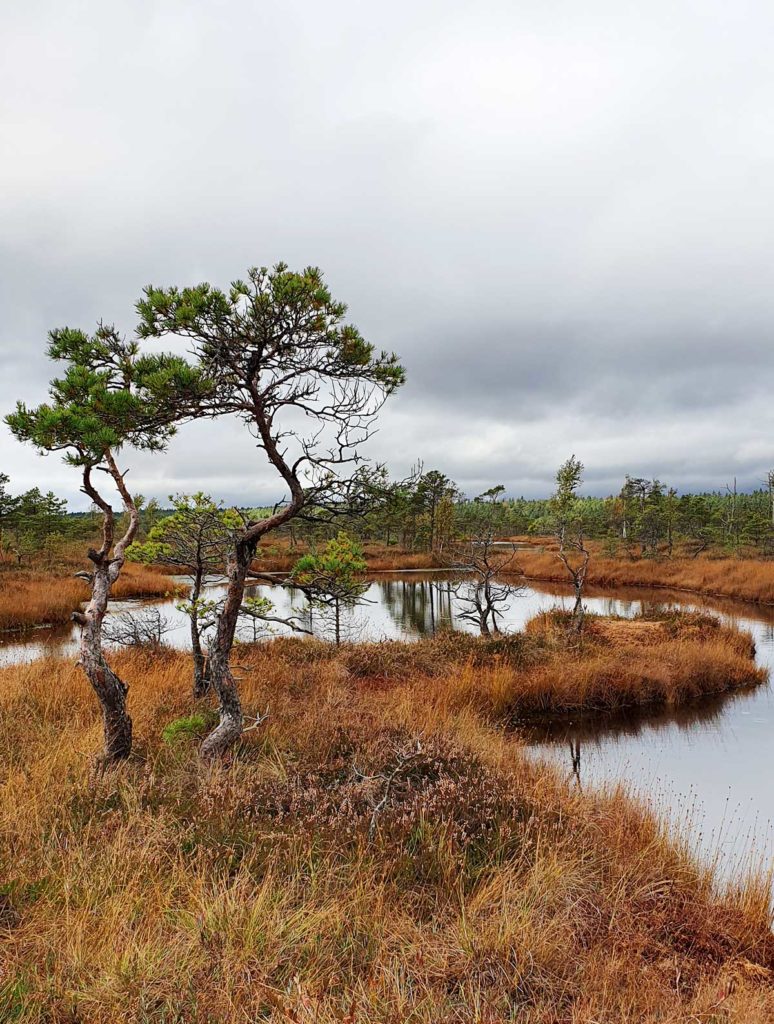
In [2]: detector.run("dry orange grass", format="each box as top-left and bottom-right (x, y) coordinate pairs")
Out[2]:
(110, 562), (185, 601)
(0, 537), (90, 575)
(1, 625), (773, 1021)
(517, 544), (774, 605)
(509, 631), (764, 717)
(255, 536), (774, 604)
(266, 610), (764, 719)
(0, 575), (86, 632)
(252, 537), (440, 574)
(414, 611), (765, 720)
(364, 547), (439, 571)
(0, 564), (182, 633)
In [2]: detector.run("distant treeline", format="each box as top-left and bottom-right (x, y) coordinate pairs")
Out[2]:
(327, 469), (774, 558)
(4, 466), (774, 565)
(0, 473), (166, 564)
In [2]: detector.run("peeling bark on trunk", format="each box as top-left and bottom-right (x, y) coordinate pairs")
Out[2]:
(199, 541), (252, 760)
(75, 456), (139, 767)
(80, 597), (132, 763)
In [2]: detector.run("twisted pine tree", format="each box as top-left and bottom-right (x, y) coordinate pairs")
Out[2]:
(6, 325), (205, 765)
(137, 263), (404, 758)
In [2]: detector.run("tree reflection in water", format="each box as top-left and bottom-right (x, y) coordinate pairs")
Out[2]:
(377, 578), (454, 636)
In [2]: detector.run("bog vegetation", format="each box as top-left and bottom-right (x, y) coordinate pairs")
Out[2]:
(3, 263), (774, 1019)
(1, 635), (773, 1021)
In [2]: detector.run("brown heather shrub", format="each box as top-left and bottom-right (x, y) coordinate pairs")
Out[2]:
(242, 734), (528, 871)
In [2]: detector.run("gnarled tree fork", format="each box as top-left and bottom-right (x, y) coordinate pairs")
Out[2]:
(137, 263), (405, 759)
(445, 535), (525, 637)
(128, 493), (239, 699)
(5, 324), (205, 765)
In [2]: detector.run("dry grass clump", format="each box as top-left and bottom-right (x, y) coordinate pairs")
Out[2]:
(0, 575), (86, 632)
(508, 636), (763, 718)
(263, 630), (539, 683)
(0, 537), (93, 575)
(517, 544), (774, 605)
(110, 563), (185, 601)
(271, 609), (764, 722)
(362, 544), (440, 572)
(0, 563), (182, 633)
(1, 643), (773, 1021)
(437, 609), (766, 720)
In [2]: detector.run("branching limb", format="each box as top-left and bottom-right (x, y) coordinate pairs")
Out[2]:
(353, 738), (425, 841)
(243, 706), (270, 733)
(238, 606), (314, 634)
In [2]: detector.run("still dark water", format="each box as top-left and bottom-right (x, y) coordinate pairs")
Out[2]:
(3, 573), (774, 877)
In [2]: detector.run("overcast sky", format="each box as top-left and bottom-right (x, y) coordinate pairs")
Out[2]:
(2, 0), (773, 508)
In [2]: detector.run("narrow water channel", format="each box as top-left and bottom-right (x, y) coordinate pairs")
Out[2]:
(3, 573), (774, 878)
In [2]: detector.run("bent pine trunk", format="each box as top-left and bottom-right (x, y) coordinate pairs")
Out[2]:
(75, 556), (133, 764)
(74, 456), (139, 766)
(199, 541), (252, 760)
(81, 606), (132, 761)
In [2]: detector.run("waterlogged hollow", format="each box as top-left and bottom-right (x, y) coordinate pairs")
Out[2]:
(3, 571), (774, 877)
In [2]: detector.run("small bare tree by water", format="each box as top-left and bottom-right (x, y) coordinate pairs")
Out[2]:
(103, 608), (173, 651)
(550, 456), (590, 631)
(443, 485), (525, 637)
(446, 536), (524, 636)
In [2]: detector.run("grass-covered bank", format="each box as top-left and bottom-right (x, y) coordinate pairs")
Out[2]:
(1, 617), (772, 1022)
(0, 564), (184, 634)
(251, 538), (442, 574)
(515, 543), (774, 607)
(289, 609), (766, 720)
(0, 537), (437, 635)
(255, 537), (774, 608)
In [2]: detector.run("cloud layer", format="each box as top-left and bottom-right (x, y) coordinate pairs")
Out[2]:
(2, 0), (773, 506)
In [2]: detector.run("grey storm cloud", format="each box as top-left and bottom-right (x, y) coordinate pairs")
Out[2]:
(2, 0), (774, 506)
